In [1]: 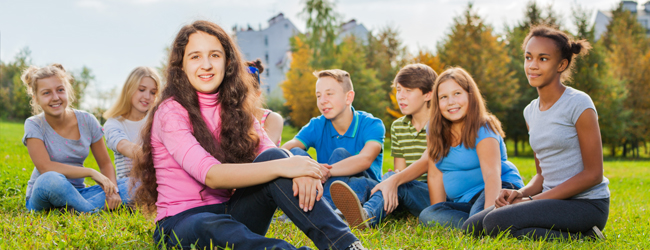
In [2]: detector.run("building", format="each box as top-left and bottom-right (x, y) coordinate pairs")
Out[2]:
(235, 13), (369, 97)
(235, 13), (301, 97)
(594, 1), (650, 40)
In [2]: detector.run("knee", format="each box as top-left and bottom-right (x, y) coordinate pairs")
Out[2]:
(382, 171), (396, 180)
(34, 171), (68, 190)
(289, 147), (308, 156)
(255, 148), (290, 162)
(418, 204), (445, 226)
(332, 148), (351, 157)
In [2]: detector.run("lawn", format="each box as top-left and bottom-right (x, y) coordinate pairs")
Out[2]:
(1, 120), (648, 249)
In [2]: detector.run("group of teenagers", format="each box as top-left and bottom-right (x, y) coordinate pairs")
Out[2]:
(20, 20), (610, 250)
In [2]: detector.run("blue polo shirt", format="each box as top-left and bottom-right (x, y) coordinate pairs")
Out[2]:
(294, 107), (385, 181)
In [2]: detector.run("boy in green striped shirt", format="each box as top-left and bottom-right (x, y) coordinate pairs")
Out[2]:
(332, 64), (439, 228)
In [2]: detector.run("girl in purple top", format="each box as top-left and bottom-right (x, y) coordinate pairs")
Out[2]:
(21, 64), (130, 213)
(130, 21), (363, 250)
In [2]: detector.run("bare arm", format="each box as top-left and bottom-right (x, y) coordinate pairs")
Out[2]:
(281, 139), (306, 151)
(393, 157), (407, 172)
(476, 138), (502, 209)
(329, 141), (382, 177)
(92, 139), (118, 185)
(204, 156), (322, 189)
(115, 139), (142, 160)
(263, 112), (284, 145)
(427, 158), (446, 205)
(26, 138), (98, 179)
(531, 109), (604, 200)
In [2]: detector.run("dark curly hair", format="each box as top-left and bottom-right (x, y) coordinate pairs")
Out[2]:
(131, 20), (261, 213)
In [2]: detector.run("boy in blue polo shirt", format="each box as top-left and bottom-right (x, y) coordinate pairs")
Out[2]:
(282, 69), (385, 225)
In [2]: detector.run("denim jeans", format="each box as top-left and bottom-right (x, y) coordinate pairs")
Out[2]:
(419, 181), (520, 229)
(25, 171), (131, 213)
(153, 148), (358, 250)
(290, 147), (378, 211)
(363, 171), (430, 227)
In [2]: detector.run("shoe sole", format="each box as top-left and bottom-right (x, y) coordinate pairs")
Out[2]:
(330, 181), (369, 230)
(592, 226), (606, 240)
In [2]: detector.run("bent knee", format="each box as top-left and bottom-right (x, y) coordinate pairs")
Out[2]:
(256, 148), (289, 162)
(34, 171), (68, 189)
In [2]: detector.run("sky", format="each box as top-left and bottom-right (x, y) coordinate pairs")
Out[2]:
(0, 0), (622, 109)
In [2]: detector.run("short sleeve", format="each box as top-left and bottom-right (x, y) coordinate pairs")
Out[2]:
(84, 112), (105, 144)
(476, 125), (500, 146)
(570, 92), (597, 124)
(523, 100), (535, 125)
(390, 121), (403, 158)
(23, 118), (44, 146)
(103, 118), (130, 152)
(362, 118), (385, 147)
(294, 117), (320, 150)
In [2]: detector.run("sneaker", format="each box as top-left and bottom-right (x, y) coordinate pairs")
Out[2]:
(330, 181), (369, 230)
(347, 241), (367, 250)
(333, 208), (345, 219)
(273, 214), (292, 223)
(592, 226), (606, 240)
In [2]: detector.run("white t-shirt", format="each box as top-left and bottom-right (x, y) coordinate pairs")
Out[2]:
(104, 114), (148, 179)
(524, 87), (610, 199)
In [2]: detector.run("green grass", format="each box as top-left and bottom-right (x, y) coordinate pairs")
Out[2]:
(1, 121), (649, 249)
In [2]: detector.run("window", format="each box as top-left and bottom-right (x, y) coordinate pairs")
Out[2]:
(265, 53), (269, 63)
(266, 69), (270, 77)
(264, 35), (268, 46)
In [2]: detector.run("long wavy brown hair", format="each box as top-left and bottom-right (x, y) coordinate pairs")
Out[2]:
(131, 20), (261, 213)
(427, 67), (505, 163)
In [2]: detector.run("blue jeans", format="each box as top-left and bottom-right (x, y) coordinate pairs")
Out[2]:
(419, 182), (520, 229)
(153, 148), (358, 250)
(363, 171), (430, 227)
(25, 171), (131, 213)
(290, 147), (378, 211)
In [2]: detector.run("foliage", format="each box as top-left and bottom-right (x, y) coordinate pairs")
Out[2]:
(437, 3), (519, 120)
(281, 36), (320, 127)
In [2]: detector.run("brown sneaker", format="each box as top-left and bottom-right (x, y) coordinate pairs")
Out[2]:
(330, 180), (369, 230)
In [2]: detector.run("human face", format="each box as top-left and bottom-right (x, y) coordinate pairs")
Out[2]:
(524, 36), (566, 88)
(130, 77), (158, 116)
(437, 79), (469, 123)
(35, 76), (68, 117)
(315, 77), (351, 120)
(182, 31), (227, 93)
(395, 82), (432, 116)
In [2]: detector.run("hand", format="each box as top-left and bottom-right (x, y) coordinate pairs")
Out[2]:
(495, 189), (523, 208)
(319, 164), (332, 183)
(292, 176), (323, 212)
(105, 191), (123, 210)
(91, 170), (118, 197)
(370, 176), (399, 214)
(281, 156), (322, 180)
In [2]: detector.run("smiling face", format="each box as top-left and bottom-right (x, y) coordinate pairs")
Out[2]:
(130, 77), (158, 116)
(524, 36), (567, 88)
(35, 76), (68, 117)
(315, 76), (352, 120)
(182, 31), (227, 93)
(437, 79), (469, 124)
(396, 82), (432, 116)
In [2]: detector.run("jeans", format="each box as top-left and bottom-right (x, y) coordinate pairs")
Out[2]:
(25, 171), (131, 213)
(363, 171), (430, 227)
(463, 197), (609, 240)
(419, 181), (519, 229)
(153, 148), (358, 250)
(290, 147), (378, 211)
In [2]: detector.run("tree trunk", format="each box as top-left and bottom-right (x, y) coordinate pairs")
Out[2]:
(623, 143), (628, 158)
(514, 137), (519, 156)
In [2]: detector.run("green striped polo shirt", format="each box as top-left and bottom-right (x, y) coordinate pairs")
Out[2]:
(390, 115), (428, 181)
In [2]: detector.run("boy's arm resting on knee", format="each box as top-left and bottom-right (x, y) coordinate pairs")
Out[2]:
(25, 138), (98, 179)
(427, 158), (446, 205)
(329, 141), (382, 177)
(281, 139), (306, 151)
(394, 158), (407, 172)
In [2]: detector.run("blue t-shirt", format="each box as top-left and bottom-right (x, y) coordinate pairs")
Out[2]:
(294, 107), (385, 181)
(435, 125), (524, 203)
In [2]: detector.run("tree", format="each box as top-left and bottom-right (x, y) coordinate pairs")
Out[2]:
(602, 3), (650, 157)
(281, 36), (320, 127)
(71, 66), (94, 109)
(502, 1), (561, 155)
(9, 48), (33, 120)
(300, 0), (339, 69)
(437, 3), (519, 121)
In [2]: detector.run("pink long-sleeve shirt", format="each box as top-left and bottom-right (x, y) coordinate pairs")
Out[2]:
(152, 91), (276, 222)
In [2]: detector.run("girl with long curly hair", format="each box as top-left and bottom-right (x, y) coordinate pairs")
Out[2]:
(131, 20), (363, 250)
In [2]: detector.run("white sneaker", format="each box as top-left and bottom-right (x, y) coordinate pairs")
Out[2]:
(592, 226), (606, 240)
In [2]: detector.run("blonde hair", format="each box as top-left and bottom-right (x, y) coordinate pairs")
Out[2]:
(313, 69), (354, 92)
(20, 64), (75, 115)
(103, 66), (162, 120)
